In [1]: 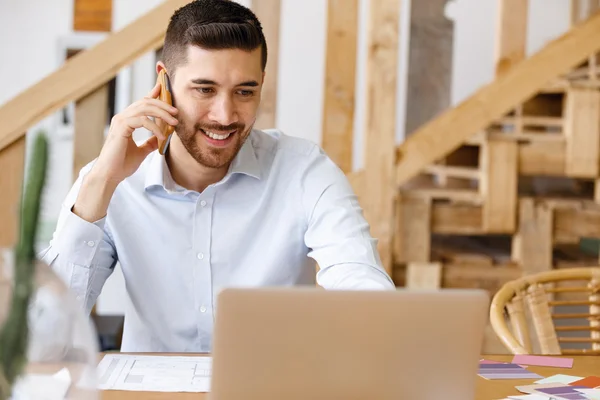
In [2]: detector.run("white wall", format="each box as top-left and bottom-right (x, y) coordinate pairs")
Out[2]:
(0, 0), (73, 106)
(446, 0), (571, 105)
(0, 0), (573, 315)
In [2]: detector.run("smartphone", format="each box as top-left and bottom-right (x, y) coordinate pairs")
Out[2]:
(156, 69), (175, 155)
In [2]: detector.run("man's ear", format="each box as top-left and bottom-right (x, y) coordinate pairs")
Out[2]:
(156, 61), (167, 75)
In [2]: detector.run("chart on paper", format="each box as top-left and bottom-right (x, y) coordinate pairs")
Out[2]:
(97, 353), (212, 392)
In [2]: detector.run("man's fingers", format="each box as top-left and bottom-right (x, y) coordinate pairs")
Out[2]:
(139, 135), (159, 154)
(141, 118), (167, 142)
(147, 82), (161, 99)
(125, 116), (166, 141)
(139, 103), (179, 126)
(127, 100), (178, 123)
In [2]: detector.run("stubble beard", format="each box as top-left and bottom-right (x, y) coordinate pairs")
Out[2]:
(175, 120), (252, 169)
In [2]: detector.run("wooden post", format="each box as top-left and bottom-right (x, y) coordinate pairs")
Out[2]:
(73, 85), (109, 180)
(252, 0), (281, 130)
(0, 137), (26, 248)
(495, 0), (528, 77)
(395, 1), (600, 187)
(394, 196), (431, 264)
(321, 0), (359, 173)
(362, 0), (402, 276)
(74, 0), (112, 32)
(512, 198), (553, 274)
(406, 262), (442, 289)
(563, 87), (600, 178)
(480, 138), (518, 232)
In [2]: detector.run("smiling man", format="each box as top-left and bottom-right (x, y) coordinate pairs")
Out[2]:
(41, 0), (394, 353)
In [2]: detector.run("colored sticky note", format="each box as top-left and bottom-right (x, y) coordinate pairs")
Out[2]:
(516, 383), (572, 394)
(508, 395), (555, 400)
(512, 355), (574, 368)
(480, 363), (529, 370)
(479, 372), (543, 380)
(574, 389), (600, 399)
(478, 362), (542, 380)
(535, 374), (583, 385)
(479, 359), (506, 364)
(570, 376), (600, 388)
(536, 385), (588, 399)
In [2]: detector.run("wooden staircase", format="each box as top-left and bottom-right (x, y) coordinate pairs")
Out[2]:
(4, 0), (600, 354)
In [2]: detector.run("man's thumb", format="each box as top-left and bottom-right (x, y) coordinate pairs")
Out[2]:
(140, 135), (159, 155)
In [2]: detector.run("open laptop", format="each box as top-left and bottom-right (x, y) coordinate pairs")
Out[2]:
(209, 287), (489, 400)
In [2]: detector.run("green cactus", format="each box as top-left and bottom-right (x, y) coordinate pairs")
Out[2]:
(0, 132), (48, 399)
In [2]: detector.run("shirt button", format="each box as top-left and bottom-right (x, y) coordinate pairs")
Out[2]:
(200, 200), (207, 207)
(197, 253), (204, 260)
(200, 305), (207, 313)
(86, 241), (95, 247)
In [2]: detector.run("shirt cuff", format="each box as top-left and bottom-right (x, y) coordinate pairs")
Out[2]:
(53, 210), (106, 267)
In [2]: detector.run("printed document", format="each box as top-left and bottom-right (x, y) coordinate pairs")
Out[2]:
(97, 353), (212, 392)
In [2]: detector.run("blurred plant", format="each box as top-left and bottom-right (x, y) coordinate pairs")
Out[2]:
(0, 132), (48, 399)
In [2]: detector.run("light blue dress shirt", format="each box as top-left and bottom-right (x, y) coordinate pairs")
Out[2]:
(40, 129), (395, 352)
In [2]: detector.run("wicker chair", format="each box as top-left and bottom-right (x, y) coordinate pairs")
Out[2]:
(490, 267), (600, 355)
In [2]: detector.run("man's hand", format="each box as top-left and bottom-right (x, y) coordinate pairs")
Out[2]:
(71, 82), (179, 222)
(92, 81), (179, 184)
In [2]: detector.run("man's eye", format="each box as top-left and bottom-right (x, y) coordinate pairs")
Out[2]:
(197, 87), (213, 94)
(238, 90), (254, 97)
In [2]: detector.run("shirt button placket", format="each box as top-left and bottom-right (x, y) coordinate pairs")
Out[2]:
(195, 194), (215, 351)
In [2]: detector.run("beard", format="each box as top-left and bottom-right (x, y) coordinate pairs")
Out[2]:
(174, 119), (251, 169)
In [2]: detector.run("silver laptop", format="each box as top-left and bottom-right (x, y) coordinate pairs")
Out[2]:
(209, 287), (489, 400)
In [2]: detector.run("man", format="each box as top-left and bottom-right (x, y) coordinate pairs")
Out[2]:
(41, 0), (394, 353)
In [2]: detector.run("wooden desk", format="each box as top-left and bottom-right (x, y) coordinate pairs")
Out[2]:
(100, 354), (600, 400)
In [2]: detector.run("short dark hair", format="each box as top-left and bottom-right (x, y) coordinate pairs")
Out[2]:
(162, 0), (267, 80)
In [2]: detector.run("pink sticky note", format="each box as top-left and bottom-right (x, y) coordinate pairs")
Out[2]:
(512, 355), (574, 368)
(480, 359), (505, 364)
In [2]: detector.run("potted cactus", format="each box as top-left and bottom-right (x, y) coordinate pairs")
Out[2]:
(0, 132), (48, 399)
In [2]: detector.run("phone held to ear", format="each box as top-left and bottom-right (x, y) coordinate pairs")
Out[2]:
(157, 69), (175, 155)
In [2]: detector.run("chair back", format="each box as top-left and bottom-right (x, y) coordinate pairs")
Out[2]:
(490, 267), (600, 355)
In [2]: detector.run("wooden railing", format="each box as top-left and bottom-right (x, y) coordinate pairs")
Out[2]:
(3, 0), (600, 279)
(0, 0), (284, 249)
(0, 0), (192, 248)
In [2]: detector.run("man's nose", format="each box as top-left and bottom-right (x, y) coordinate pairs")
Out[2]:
(209, 94), (238, 128)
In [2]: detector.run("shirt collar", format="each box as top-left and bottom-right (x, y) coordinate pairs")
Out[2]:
(144, 131), (261, 192)
(227, 132), (261, 180)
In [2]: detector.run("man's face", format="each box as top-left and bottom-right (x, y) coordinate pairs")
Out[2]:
(168, 45), (263, 169)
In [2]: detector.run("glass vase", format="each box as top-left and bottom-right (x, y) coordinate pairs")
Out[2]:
(0, 248), (99, 399)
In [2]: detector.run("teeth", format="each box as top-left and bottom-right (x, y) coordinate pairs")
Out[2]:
(204, 130), (232, 140)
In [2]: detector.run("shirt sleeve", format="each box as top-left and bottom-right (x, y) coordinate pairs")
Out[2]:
(301, 146), (395, 290)
(38, 161), (117, 315)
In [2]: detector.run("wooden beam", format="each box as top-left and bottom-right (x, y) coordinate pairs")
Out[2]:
(431, 202), (483, 235)
(362, 0), (402, 275)
(0, 0), (191, 153)
(512, 198), (554, 274)
(563, 87), (600, 178)
(394, 11), (600, 187)
(495, 0), (528, 76)
(518, 140), (566, 176)
(0, 137), (25, 248)
(394, 197), (431, 264)
(406, 262), (441, 289)
(73, 85), (109, 180)
(480, 138), (518, 232)
(320, 0), (359, 173)
(74, 0), (112, 32)
(554, 206), (600, 240)
(252, 0), (281, 130)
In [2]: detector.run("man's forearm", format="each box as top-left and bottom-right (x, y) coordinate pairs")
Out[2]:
(72, 171), (119, 223)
